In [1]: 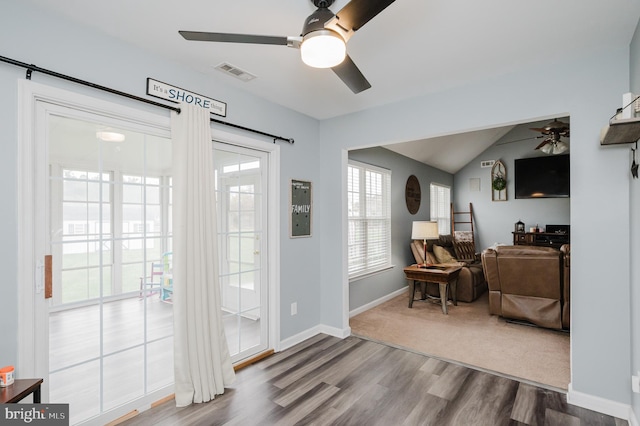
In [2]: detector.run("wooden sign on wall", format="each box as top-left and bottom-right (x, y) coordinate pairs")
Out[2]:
(146, 78), (227, 117)
(405, 175), (421, 214)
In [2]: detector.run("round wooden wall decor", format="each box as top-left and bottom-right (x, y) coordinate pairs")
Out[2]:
(405, 175), (421, 214)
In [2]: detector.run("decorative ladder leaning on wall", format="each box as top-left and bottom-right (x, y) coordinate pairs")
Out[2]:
(450, 202), (478, 261)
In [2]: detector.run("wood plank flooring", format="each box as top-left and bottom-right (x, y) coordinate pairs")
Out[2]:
(121, 334), (627, 426)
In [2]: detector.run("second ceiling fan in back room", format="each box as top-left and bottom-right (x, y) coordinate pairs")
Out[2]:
(496, 119), (571, 154)
(179, 0), (397, 94)
(530, 119), (570, 154)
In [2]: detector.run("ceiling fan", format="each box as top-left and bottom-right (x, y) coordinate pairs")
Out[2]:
(179, 0), (396, 94)
(530, 119), (570, 154)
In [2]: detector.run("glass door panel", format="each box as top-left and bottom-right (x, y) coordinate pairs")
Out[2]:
(214, 144), (268, 363)
(46, 113), (173, 424)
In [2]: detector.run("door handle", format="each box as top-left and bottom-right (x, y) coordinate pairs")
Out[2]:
(44, 255), (52, 299)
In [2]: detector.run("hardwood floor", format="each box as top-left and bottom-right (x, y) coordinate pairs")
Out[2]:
(121, 334), (627, 426)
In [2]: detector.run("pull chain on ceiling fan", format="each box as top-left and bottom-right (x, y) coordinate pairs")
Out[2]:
(178, 0), (397, 94)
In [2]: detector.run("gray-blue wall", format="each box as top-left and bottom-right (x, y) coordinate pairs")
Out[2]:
(347, 147), (452, 311)
(1, 1), (639, 420)
(453, 119), (571, 250)
(629, 17), (640, 423)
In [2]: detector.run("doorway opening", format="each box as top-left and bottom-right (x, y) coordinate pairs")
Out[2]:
(346, 117), (571, 391)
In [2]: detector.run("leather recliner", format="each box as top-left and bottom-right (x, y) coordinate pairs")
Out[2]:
(481, 244), (570, 330)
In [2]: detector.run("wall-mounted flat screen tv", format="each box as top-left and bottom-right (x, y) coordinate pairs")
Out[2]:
(514, 154), (570, 199)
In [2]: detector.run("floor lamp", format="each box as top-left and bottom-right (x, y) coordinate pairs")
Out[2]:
(411, 221), (439, 267)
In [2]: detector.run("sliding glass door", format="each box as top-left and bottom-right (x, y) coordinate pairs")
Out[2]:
(21, 83), (277, 425)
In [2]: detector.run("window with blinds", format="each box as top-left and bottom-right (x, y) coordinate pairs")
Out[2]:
(347, 160), (392, 279)
(430, 183), (451, 235)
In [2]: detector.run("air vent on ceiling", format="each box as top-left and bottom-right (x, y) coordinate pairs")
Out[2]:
(480, 160), (495, 168)
(214, 63), (256, 82)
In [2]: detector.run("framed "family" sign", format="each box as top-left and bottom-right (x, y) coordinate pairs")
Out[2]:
(290, 179), (312, 238)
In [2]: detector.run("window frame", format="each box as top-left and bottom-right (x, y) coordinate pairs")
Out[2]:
(347, 160), (392, 280)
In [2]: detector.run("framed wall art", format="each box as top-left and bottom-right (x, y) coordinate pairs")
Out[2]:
(290, 179), (312, 238)
(491, 160), (507, 201)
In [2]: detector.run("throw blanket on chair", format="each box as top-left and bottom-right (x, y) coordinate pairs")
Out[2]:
(453, 231), (477, 261)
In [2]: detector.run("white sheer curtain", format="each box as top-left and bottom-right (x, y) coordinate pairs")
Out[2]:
(171, 103), (235, 407)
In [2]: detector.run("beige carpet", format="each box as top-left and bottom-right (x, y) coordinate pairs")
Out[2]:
(350, 291), (570, 390)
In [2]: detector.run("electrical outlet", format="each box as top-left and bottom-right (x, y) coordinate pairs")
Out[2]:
(291, 302), (297, 316)
(633, 374), (640, 393)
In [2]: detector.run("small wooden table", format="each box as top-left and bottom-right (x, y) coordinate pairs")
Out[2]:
(404, 264), (462, 314)
(0, 378), (43, 403)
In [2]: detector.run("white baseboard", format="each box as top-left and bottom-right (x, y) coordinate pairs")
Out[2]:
(279, 326), (323, 351)
(278, 287), (407, 352)
(567, 383), (636, 422)
(279, 324), (351, 351)
(318, 323), (351, 339)
(631, 409), (639, 426)
(349, 287), (407, 318)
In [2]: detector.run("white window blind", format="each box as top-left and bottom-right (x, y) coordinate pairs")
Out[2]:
(348, 160), (391, 278)
(430, 183), (451, 235)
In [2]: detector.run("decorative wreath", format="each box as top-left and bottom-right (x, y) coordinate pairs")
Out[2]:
(492, 174), (507, 191)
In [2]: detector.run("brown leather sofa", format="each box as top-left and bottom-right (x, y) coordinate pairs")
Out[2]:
(481, 244), (570, 330)
(410, 236), (487, 302)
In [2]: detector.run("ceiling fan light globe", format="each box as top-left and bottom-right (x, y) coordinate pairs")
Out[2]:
(553, 141), (569, 154)
(539, 143), (553, 154)
(301, 30), (346, 68)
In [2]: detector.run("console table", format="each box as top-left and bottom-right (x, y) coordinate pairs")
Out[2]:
(513, 231), (569, 249)
(0, 378), (43, 403)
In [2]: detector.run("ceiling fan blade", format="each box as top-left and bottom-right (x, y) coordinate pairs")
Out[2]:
(325, 0), (396, 41)
(531, 119), (570, 133)
(332, 55), (371, 94)
(547, 119), (569, 128)
(179, 31), (289, 46)
(529, 127), (550, 134)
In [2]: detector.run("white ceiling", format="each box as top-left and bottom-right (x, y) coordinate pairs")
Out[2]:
(23, 0), (639, 172)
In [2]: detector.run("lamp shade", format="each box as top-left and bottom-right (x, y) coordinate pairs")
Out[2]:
(300, 30), (346, 68)
(411, 221), (439, 240)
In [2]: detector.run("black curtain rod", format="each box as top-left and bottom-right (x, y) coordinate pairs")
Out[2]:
(0, 55), (294, 144)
